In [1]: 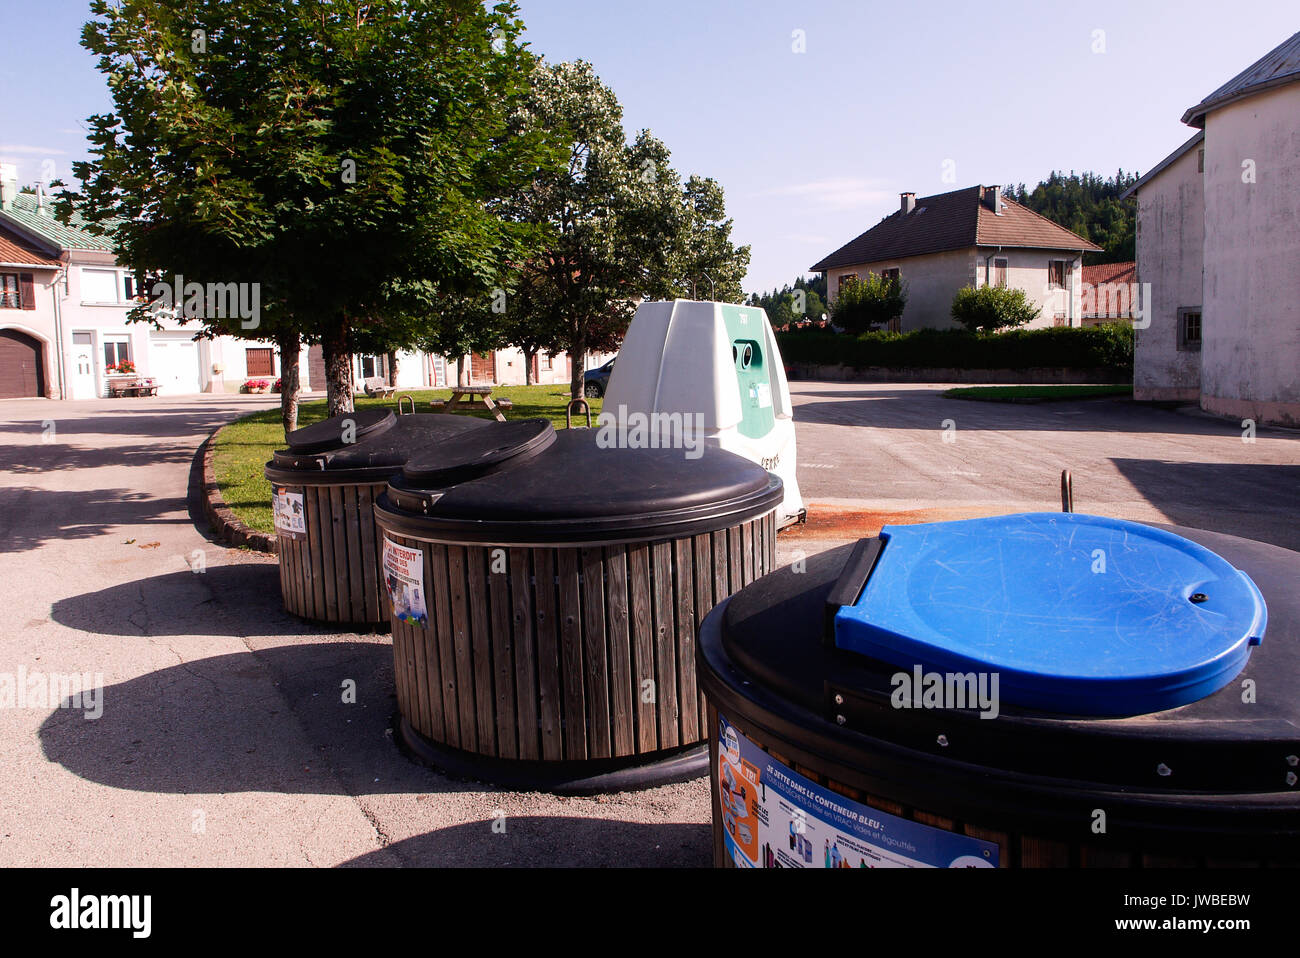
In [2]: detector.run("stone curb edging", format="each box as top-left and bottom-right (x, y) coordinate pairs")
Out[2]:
(201, 425), (278, 555)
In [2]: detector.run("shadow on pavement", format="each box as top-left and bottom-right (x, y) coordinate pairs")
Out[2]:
(51, 563), (350, 637)
(0, 487), (189, 554)
(37, 641), (489, 798)
(340, 816), (711, 868)
(1110, 459), (1300, 552)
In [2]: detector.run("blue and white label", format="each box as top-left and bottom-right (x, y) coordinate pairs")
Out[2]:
(717, 713), (999, 868)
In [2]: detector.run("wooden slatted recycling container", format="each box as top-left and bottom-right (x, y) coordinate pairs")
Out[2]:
(698, 513), (1299, 868)
(264, 407), (489, 627)
(373, 417), (783, 791)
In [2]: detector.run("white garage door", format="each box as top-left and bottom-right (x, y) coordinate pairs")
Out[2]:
(148, 335), (201, 395)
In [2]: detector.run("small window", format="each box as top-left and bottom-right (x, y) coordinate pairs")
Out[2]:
(103, 336), (132, 369)
(0, 273), (18, 308)
(81, 267), (121, 304)
(881, 268), (900, 285)
(1048, 260), (1067, 289)
(837, 272), (858, 291)
(124, 276), (135, 301)
(246, 347), (275, 377)
(1178, 309), (1202, 351)
(1053, 312), (1068, 328)
(993, 258), (1008, 288)
(540, 353), (552, 371)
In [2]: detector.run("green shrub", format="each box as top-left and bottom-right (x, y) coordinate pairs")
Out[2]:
(776, 323), (1134, 371)
(830, 273), (906, 334)
(950, 284), (1041, 332)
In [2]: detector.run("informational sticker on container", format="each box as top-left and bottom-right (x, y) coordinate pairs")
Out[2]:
(381, 538), (428, 627)
(717, 713), (998, 868)
(271, 486), (306, 539)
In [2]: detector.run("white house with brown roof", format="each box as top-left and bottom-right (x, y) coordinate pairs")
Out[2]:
(1124, 31), (1300, 427)
(811, 184), (1097, 330)
(811, 185), (1102, 331)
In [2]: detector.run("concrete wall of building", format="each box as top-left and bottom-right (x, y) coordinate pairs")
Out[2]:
(1200, 84), (1300, 426)
(827, 249), (974, 331)
(1133, 143), (1204, 403)
(0, 265), (60, 398)
(828, 247), (1083, 331)
(975, 247), (1084, 330)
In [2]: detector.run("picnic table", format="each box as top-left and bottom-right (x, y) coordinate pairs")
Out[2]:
(432, 385), (509, 422)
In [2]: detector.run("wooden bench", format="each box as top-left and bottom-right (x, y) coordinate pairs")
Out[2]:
(362, 376), (396, 399)
(108, 380), (159, 398)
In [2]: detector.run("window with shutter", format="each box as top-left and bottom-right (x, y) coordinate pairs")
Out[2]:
(245, 347), (275, 376)
(19, 273), (35, 310)
(0, 274), (18, 309)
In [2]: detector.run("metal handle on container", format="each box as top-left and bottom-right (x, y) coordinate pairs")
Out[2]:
(822, 536), (886, 646)
(1061, 469), (1073, 513)
(566, 398), (592, 429)
(397, 395), (416, 416)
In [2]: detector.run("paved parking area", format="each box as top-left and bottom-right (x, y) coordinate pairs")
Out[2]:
(780, 382), (1300, 560)
(1, 386), (1295, 867)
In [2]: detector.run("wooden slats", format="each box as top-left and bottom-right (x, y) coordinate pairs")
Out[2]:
(274, 481), (390, 626)
(488, 548), (517, 760)
(533, 549), (563, 760)
(628, 543), (656, 754)
(430, 544), (460, 748)
(651, 540), (679, 750)
(556, 548), (588, 760)
(509, 548), (539, 760)
(386, 512), (775, 764)
(604, 546), (635, 756)
(447, 546), (478, 754)
(673, 537), (698, 744)
(580, 547), (612, 760)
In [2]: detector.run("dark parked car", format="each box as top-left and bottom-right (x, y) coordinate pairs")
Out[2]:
(583, 357), (615, 398)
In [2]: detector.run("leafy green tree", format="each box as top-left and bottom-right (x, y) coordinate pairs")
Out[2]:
(505, 60), (748, 399)
(830, 274), (907, 334)
(950, 285), (1041, 332)
(1005, 170), (1138, 265)
(63, 0), (561, 430)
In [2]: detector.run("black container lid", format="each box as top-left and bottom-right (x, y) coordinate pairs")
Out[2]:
(378, 428), (783, 545)
(401, 418), (556, 486)
(700, 524), (1300, 801)
(265, 410), (490, 485)
(286, 408), (396, 454)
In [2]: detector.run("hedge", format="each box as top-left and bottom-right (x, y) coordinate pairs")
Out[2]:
(776, 323), (1133, 372)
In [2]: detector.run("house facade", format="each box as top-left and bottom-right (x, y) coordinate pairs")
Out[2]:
(811, 186), (1101, 330)
(0, 167), (313, 400)
(1125, 31), (1300, 426)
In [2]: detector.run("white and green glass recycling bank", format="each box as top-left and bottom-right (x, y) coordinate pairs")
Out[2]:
(604, 300), (805, 526)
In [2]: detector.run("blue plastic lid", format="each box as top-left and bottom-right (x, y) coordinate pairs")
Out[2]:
(832, 513), (1267, 716)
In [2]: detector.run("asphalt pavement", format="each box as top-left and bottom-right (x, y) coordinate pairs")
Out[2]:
(0, 384), (1295, 867)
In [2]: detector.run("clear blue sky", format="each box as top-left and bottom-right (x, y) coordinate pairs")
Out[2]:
(2, 0), (1295, 293)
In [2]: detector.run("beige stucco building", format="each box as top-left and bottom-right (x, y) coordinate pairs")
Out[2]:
(812, 185), (1100, 331)
(1125, 31), (1300, 426)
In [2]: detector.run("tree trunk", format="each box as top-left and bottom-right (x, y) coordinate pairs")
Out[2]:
(569, 337), (586, 401)
(275, 328), (302, 439)
(386, 349), (398, 387)
(456, 355), (466, 387)
(322, 318), (355, 416)
(522, 346), (534, 386)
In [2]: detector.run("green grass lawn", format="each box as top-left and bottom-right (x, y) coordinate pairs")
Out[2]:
(943, 384), (1133, 403)
(212, 385), (602, 535)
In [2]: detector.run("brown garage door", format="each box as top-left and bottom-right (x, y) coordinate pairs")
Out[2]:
(0, 329), (44, 399)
